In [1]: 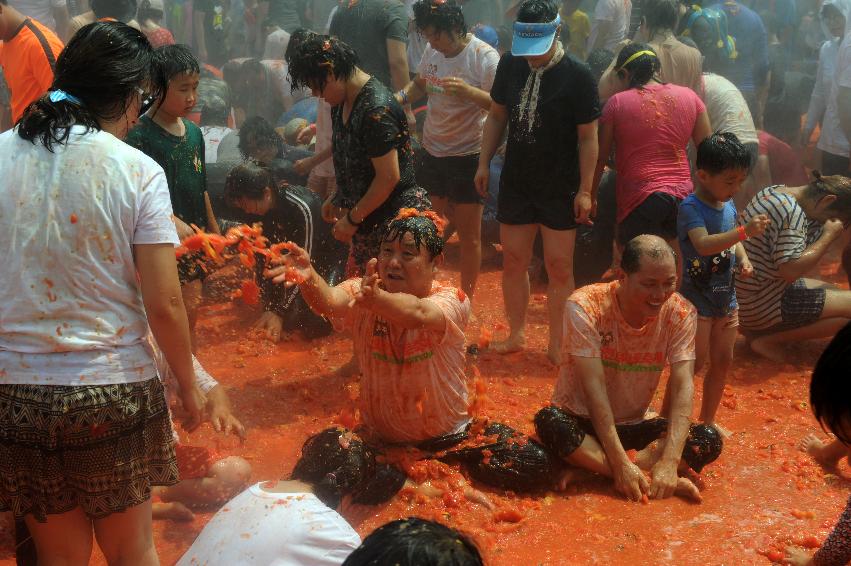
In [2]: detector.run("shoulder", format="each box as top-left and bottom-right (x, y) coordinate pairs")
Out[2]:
(569, 282), (615, 313)
(283, 185), (322, 214)
(183, 119), (204, 139)
(663, 293), (697, 324)
(89, 130), (167, 179)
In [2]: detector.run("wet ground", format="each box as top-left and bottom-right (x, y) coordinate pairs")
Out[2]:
(1, 251), (849, 566)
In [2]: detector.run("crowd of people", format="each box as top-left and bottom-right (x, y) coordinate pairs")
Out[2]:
(1, 0), (851, 564)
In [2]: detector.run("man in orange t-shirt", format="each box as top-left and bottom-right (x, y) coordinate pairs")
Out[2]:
(0, 0), (64, 123)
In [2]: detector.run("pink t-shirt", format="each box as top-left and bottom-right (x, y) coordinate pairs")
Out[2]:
(601, 83), (706, 222)
(553, 281), (696, 424)
(337, 280), (472, 443)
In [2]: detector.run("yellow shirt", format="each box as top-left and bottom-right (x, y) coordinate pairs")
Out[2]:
(565, 9), (591, 60)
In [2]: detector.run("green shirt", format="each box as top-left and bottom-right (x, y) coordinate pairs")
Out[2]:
(125, 116), (208, 228)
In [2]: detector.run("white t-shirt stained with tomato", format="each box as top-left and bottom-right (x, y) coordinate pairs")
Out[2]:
(337, 280), (472, 443)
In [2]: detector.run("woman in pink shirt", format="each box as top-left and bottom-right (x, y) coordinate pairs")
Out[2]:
(592, 43), (711, 250)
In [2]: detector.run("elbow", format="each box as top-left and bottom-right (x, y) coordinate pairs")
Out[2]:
(146, 294), (186, 323)
(776, 267), (798, 283)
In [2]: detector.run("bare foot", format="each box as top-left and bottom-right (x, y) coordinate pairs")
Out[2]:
(674, 477), (702, 503)
(799, 434), (843, 471)
(634, 440), (663, 471)
(463, 485), (495, 510)
(553, 467), (596, 491)
(547, 341), (562, 366)
(749, 336), (786, 363)
(490, 335), (525, 355)
(153, 501), (195, 522)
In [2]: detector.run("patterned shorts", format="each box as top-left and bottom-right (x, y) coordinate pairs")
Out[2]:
(0, 379), (178, 522)
(779, 279), (827, 330)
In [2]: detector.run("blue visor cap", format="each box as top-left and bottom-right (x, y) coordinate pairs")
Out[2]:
(511, 15), (560, 56)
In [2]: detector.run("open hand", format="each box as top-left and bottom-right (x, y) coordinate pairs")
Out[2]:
(351, 258), (382, 307)
(613, 461), (649, 502)
(179, 384), (207, 433)
(207, 385), (247, 442)
(265, 242), (313, 286)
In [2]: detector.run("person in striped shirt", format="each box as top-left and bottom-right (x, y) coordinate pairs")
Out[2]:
(736, 173), (851, 362)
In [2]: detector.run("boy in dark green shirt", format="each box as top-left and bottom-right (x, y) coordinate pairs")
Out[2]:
(126, 45), (219, 344)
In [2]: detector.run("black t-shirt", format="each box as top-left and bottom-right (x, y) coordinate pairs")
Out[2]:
(194, 0), (228, 66)
(331, 77), (421, 230)
(329, 0), (408, 88)
(490, 52), (600, 197)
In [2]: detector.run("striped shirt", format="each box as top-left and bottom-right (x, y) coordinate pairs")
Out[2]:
(736, 186), (823, 330)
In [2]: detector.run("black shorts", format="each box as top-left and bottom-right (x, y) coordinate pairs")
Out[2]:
(497, 183), (578, 231)
(617, 191), (682, 246)
(534, 406), (723, 473)
(416, 151), (483, 205)
(821, 151), (850, 176)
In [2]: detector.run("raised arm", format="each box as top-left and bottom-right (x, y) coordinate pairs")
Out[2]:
(266, 243), (352, 319)
(686, 214), (770, 257)
(776, 220), (846, 282)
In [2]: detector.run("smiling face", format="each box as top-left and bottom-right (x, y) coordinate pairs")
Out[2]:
(160, 71), (200, 118)
(823, 4), (847, 37)
(377, 231), (439, 297)
(619, 253), (678, 324)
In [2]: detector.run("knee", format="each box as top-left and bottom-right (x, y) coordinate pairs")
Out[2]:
(684, 424), (724, 472)
(533, 406), (583, 459)
(467, 422), (558, 492)
(502, 248), (532, 274)
(209, 456), (252, 498)
(544, 256), (573, 283)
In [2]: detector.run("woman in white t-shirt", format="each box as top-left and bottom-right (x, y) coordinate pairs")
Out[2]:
(396, 0), (500, 298)
(0, 22), (204, 565)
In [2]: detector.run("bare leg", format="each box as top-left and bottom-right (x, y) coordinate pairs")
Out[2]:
(491, 224), (538, 354)
(540, 226), (577, 365)
(24, 507), (93, 566)
(694, 317), (712, 376)
(454, 203), (484, 299)
(93, 499), (158, 566)
(799, 435), (850, 471)
(152, 501), (194, 522)
(157, 456), (252, 508)
(700, 322), (736, 426)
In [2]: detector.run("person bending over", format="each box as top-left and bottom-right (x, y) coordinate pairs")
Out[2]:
(266, 211), (558, 493)
(736, 173), (851, 362)
(534, 235), (723, 502)
(224, 162), (347, 341)
(786, 321), (851, 566)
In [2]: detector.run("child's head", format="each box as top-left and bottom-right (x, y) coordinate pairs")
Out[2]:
(413, 0), (467, 55)
(153, 44), (200, 118)
(801, 171), (851, 224)
(290, 428), (405, 508)
(284, 27), (318, 64)
(200, 95), (228, 127)
(695, 132), (752, 203)
(811, 321), (851, 444)
(283, 117), (309, 146)
(237, 115), (283, 164)
(91, 0), (138, 22)
(287, 35), (359, 105)
(613, 42), (660, 89)
(379, 210), (446, 297)
(641, 0), (679, 36)
(224, 161), (275, 215)
(342, 518), (483, 566)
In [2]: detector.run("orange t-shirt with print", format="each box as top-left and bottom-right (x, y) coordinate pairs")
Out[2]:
(0, 18), (64, 122)
(553, 281), (696, 424)
(337, 279), (472, 444)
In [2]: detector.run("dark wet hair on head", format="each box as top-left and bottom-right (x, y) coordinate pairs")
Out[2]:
(805, 172), (851, 221)
(413, 0), (467, 37)
(200, 95), (228, 126)
(137, 0), (164, 22)
(621, 235), (677, 274)
(17, 21), (162, 152)
(223, 161), (274, 205)
(342, 518), (483, 566)
(642, 0), (680, 33)
(288, 35), (358, 95)
(615, 42), (660, 88)
(155, 43), (200, 83)
(285, 27), (318, 64)
(696, 131), (752, 174)
(587, 48), (615, 80)
(92, 0), (137, 21)
(237, 115), (284, 161)
(517, 0), (558, 23)
(383, 209), (445, 259)
(811, 321), (851, 444)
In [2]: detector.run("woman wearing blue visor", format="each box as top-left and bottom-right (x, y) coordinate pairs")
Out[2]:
(475, 0), (600, 365)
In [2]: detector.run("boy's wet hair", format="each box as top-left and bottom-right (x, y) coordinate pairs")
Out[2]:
(18, 22), (163, 152)
(224, 161), (274, 205)
(237, 115), (283, 161)
(621, 235), (677, 274)
(586, 48), (615, 81)
(516, 0), (559, 23)
(288, 35), (359, 95)
(810, 321), (851, 444)
(804, 171), (851, 222)
(290, 428), (405, 508)
(155, 44), (200, 83)
(413, 0), (467, 37)
(342, 518), (483, 566)
(642, 0), (679, 33)
(696, 131), (752, 174)
(382, 209), (445, 259)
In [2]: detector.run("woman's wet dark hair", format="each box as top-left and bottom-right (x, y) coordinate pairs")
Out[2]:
(237, 115), (284, 161)
(290, 428), (405, 508)
(137, 0), (163, 22)
(155, 43), (200, 84)
(804, 172), (851, 221)
(615, 42), (660, 88)
(413, 0), (467, 37)
(224, 161), (274, 205)
(92, 0), (137, 21)
(810, 321), (851, 444)
(288, 35), (359, 95)
(17, 21), (163, 152)
(516, 0), (559, 23)
(383, 210), (445, 259)
(342, 518), (483, 566)
(642, 0), (679, 35)
(696, 131), (752, 174)
(285, 27), (318, 64)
